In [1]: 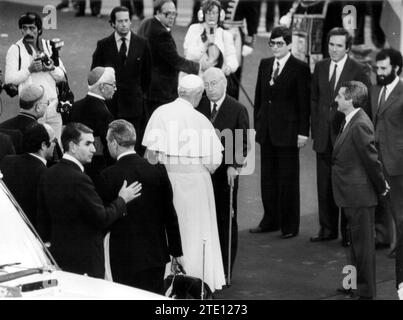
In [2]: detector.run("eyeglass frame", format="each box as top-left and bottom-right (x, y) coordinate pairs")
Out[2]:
(268, 40), (288, 48)
(102, 82), (117, 89)
(162, 11), (178, 18)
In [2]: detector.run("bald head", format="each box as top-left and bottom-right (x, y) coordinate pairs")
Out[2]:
(20, 84), (45, 110)
(178, 74), (204, 107)
(203, 67), (227, 102)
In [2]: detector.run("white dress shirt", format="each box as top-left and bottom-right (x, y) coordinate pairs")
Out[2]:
(329, 53), (348, 86)
(273, 51), (291, 76)
(117, 150), (136, 161)
(378, 75), (400, 104)
(343, 107), (361, 131)
(114, 32), (131, 55)
(28, 153), (47, 165)
(210, 94), (226, 113)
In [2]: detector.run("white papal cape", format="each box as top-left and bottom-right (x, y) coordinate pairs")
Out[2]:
(142, 98), (226, 292)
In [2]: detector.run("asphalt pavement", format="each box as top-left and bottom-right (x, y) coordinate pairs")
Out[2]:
(0, 0), (399, 300)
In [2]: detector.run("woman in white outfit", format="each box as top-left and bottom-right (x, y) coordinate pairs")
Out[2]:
(182, 0), (239, 79)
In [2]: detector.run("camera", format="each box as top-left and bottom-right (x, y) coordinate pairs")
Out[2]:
(35, 52), (52, 68)
(50, 38), (64, 67)
(2, 83), (19, 97)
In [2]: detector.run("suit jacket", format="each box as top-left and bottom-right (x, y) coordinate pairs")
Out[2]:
(0, 113), (37, 153)
(371, 80), (403, 176)
(37, 159), (126, 278)
(254, 55), (310, 146)
(91, 32), (152, 119)
(97, 153), (182, 274)
(138, 17), (200, 104)
(71, 94), (114, 161)
(197, 95), (249, 181)
(331, 109), (386, 208)
(311, 57), (372, 152)
(0, 132), (15, 162)
(0, 154), (46, 228)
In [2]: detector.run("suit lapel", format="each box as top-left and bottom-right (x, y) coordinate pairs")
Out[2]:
(333, 57), (352, 99)
(377, 81), (403, 116)
(333, 109), (361, 155)
(125, 32), (137, 65)
(372, 85), (382, 123)
(213, 96), (229, 125)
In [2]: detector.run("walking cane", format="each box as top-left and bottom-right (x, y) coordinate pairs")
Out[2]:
(201, 239), (206, 300)
(227, 179), (234, 286)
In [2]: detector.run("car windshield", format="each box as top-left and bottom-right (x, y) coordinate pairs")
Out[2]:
(0, 179), (54, 271)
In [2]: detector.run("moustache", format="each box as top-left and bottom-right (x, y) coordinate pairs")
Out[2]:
(23, 35), (34, 40)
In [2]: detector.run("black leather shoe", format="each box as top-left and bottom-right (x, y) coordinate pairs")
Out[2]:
(341, 239), (351, 247)
(249, 226), (279, 233)
(336, 287), (353, 295)
(280, 233), (298, 239)
(310, 234), (337, 242)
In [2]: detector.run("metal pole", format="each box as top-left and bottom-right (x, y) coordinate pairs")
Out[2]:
(227, 180), (234, 286)
(202, 239), (206, 300)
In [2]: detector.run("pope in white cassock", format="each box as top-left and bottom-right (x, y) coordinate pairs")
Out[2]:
(142, 74), (226, 292)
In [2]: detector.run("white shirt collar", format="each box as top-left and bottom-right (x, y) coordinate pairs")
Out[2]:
(63, 153), (84, 172)
(117, 150), (136, 161)
(329, 54), (348, 80)
(114, 31), (131, 43)
(274, 51), (291, 73)
(28, 153), (47, 165)
(210, 94), (226, 112)
(344, 107), (361, 130)
(382, 75), (400, 100)
(88, 92), (105, 101)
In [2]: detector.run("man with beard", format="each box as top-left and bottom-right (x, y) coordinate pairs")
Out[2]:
(371, 48), (403, 252)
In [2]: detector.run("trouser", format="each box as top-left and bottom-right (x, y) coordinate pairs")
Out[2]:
(344, 206), (376, 298)
(259, 138), (300, 235)
(76, 0), (102, 15)
(121, 0), (144, 18)
(316, 148), (348, 239)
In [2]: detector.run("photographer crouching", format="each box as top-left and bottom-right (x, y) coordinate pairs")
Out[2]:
(4, 12), (68, 144)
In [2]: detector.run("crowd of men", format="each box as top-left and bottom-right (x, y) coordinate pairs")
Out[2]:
(0, 0), (402, 300)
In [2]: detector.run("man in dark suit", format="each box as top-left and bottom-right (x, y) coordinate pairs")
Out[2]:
(197, 67), (249, 282)
(37, 122), (142, 279)
(97, 119), (183, 294)
(310, 28), (372, 245)
(249, 26), (310, 239)
(91, 6), (151, 154)
(137, 0), (200, 116)
(332, 81), (387, 300)
(371, 48), (403, 251)
(197, 68), (249, 277)
(0, 84), (47, 153)
(0, 123), (56, 228)
(0, 132), (15, 162)
(71, 67), (115, 184)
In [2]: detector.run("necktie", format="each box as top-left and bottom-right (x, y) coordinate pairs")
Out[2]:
(378, 86), (387, 110)
(339, 119), (346, 136)
(119, 37), (127, 63)
(211, 103), (218, 121)
(329, 63), (337, 95)
(271, 61), (280, 83)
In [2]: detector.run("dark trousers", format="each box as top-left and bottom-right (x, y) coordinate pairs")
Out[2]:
(344, 206), (376, 298)
(259, 138), (300, 235)
(265, 0), (293, 31)
(112, 264), (165, 294)
(369, 1), (386, 48)
(121, 0), (144, 19)
(212, 173), (238, 279)
(384, 171), (403, 242)
(316, 148), (347, 239)
(76, 0), (101, 15)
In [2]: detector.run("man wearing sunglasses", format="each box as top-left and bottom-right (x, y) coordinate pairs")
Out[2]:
(138, 0), (200, 117)
(71, 67), (116, 184)
(250, 26), (310, 239)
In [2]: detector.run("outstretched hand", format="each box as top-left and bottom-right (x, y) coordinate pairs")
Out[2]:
(118, 180), (142, 203)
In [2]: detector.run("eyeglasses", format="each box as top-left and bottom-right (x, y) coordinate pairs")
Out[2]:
(268, 41), (287, 48)
(38, 100), (50, 107)
(162, 11), (177, 18)
(103, 82), (117, 89)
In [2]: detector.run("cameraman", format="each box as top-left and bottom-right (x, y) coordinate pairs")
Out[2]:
(4, 12), (66, 142)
